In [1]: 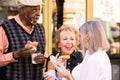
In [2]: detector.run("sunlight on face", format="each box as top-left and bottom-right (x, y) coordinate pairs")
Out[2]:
(58, 30), (77, 55)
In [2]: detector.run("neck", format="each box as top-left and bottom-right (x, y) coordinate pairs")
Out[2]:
(19, 15), (33, 29)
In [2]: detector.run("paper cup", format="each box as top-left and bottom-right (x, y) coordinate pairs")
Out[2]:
(32, 53), (41, 64)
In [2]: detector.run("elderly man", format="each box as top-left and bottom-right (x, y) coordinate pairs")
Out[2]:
(0, 0), (47, 80)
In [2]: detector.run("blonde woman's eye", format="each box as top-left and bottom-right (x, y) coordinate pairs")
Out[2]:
(71, 38), (75, 40)
(63, 39), (67, 40)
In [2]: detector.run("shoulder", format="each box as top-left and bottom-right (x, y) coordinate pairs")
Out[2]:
(35, 23), (45, 32)
(70, 51), (83, 63)
(1, 19), (15, 29)
(2, 19), (14, 23)
(92, 50), (109, 61)
(88, 50), (110, 66)
(1, 19), (11, 25)
(72, 51), (83, 58)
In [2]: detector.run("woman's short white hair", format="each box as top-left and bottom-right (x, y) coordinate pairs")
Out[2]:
(79, 21), (110, 53)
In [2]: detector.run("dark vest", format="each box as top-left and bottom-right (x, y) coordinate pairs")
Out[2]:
(0, 18), (45, 80)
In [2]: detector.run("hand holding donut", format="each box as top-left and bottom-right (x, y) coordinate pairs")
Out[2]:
(25, 41), (38, 51)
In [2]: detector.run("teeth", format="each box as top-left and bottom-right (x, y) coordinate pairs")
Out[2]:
(67, 47), (71, 48)
(66, 45), (72, 48)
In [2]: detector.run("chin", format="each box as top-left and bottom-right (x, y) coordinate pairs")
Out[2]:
(32, 22), (37, 25)
(66, 51), (73, 54)
(30, 20), (38, 25)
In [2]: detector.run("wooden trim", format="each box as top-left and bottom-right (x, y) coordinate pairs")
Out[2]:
(86, 0), (93, 21)
(42, 0), (52, 55)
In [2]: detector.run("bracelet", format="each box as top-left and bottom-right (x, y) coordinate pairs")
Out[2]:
(12, 52), (18, 60)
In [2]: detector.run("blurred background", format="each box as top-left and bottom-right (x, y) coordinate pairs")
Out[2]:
(0, 0), (120, 80)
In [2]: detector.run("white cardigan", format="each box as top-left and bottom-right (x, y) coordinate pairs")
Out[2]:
(72, 50), (112, 80)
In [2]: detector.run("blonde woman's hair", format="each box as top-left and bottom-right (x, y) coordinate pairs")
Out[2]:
(54, 24), (80, 51)
(79, 21), (110, 54)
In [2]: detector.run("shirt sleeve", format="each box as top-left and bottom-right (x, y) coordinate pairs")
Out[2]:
(0, 26), (17, 67)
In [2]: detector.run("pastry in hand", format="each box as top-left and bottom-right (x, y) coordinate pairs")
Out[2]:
(25, 41), (38, 51)
(61, 55), (70, 61)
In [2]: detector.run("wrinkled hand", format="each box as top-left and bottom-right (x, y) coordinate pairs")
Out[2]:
(55, 57), (70, 78)
(34, 53), (45, 64)
(13, 47), (36, 59)
(44, 70), (56, 80)
(56, 64), (70, 79)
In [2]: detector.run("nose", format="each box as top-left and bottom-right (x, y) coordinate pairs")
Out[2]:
(67, 39), (72, 43)
(36, 10), (40, 16)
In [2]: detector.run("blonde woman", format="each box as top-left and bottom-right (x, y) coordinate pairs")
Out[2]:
(44, 24), (83, 80)
(56, 21), (112, 80)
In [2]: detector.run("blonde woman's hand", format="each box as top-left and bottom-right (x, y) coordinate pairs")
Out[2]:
(44, 70), (57, 80)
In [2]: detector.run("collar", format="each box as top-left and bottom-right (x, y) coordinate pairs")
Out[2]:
(14, 15), (34, 34)
(70, 50), (80, 59)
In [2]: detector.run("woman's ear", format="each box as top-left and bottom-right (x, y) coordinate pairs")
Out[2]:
(85, 33), (90, 41)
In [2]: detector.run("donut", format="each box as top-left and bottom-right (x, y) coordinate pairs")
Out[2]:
(61, 55), (70, 61)
(25, 41), (38, 51)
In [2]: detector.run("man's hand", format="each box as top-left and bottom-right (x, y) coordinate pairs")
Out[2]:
(33, 53), (45, 64)
(13, 47), (36, 59)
